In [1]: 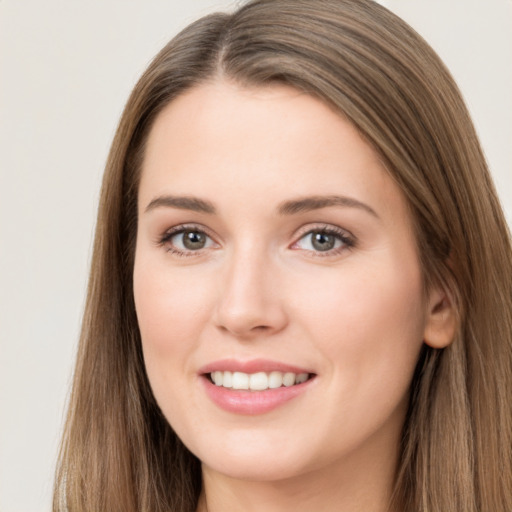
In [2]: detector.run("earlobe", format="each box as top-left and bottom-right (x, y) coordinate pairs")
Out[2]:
(423, 286), (457, 349)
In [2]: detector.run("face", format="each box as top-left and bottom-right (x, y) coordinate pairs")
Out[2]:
(133, 81), (443, 483)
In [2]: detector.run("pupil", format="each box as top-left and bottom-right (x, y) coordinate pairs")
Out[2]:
(312, 232), (335, 251)
(183, 231), (206, 250)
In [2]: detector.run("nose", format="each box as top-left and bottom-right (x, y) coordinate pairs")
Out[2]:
(213, 248), (288, 338)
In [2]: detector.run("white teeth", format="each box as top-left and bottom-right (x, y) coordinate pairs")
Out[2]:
(210, 370), (311, 390)
(268, 371), (283, 389)
(283, 372), (295, 387)
(232, 372), (249, 390)
(222, 371), (233, 388)
(295, 373), (309, 384)
(213, 371), (223, 386)
(249, 372), (269, 390)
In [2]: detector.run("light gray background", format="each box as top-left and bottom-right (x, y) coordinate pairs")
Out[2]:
(1, 1), (510, 511)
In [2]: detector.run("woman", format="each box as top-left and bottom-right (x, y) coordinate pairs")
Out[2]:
(53, 0), (512, 511)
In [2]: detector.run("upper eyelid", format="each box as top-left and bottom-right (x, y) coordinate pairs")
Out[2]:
(292, 222), (354, 240)
(161, 222), (215, 237)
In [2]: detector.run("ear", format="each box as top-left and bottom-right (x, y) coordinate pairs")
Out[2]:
(423, 285), (457, 349)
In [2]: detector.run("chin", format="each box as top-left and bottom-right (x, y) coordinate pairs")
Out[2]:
(189, 431), (316, 482)
(202, 454), (308, 482)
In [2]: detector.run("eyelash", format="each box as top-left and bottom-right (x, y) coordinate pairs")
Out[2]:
(157, 223), (356, 258)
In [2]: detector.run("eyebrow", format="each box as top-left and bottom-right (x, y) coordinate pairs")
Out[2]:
(145, 195), (216, 214)
(277, 195), (379, 218)
(144, 194), (378, 218)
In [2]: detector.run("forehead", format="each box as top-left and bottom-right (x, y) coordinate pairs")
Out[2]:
(139, 80), (409, 225)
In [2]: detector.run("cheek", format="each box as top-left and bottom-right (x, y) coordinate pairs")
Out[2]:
(132, 256), (214, 402)
(133, 258), (220, 438)
(283, 258), (426, 456)
(293, 256), (426, 394)
(295, 261), (423, 337)
(134, 259), (210, 345)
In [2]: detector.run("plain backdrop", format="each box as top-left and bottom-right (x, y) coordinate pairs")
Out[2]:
(0, 1), (510, 511)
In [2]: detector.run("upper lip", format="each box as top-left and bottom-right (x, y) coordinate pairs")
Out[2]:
(198, 358), (314, 375)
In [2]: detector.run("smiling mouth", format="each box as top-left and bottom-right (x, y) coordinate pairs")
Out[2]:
(207, 371), (315, 391)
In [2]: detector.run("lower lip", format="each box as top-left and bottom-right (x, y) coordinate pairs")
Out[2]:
(201, 376), (315, 415)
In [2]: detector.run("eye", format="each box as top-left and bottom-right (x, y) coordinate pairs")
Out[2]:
(160, 226), (217, 256)
(292, 227), (354, 254)
(172, 230), (210, 250)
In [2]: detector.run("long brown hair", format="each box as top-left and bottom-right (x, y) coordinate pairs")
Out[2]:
(53, 1), (512, 510)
